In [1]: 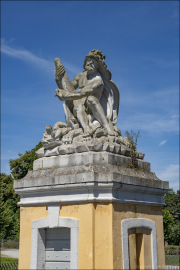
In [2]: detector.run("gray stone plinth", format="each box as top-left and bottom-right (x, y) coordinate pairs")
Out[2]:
(33, 152), (150, 171)
(14, 152), (168, 207)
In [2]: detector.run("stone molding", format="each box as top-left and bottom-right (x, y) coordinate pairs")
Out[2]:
(30, 206), (79, 269)
(121, 218), (157, 270)
(16, 181), (167, 207)
(14, 152), (168, 207)
(14, 153), (168, 191)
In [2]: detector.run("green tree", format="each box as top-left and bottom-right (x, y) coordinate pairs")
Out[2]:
(9, 142), (42, 179)
(162, 209), (174, 243)
(1, 142), (43, 240)
(0, 173), (19, 239)
(163, 189), (180, 246)
(125, 130), (141, 169)
(0, 193), (13, 239)
(163, 189), (180, 221)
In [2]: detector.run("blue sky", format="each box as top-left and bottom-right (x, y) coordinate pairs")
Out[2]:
(1, 1), (179, 191)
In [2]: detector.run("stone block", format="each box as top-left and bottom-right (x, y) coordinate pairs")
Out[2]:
(92, 142), (103, 152)
(36, 147), (44, 158)
(109, 144), (115, 153)
(121, 145), (127, 155)
(65, 147), (75, 154)
(115, 144), (121, 154)
(103, 143), (110, 152)
(76, 145), (89, 153)
(44, 146), (59, 157)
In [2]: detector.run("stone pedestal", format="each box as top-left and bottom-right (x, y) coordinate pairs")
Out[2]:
(14, 152), (168, 269)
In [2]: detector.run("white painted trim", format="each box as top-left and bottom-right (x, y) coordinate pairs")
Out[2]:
(121, 218), (158, 270)
(16, 182), (166, 207)
(30, 216), (78, 269)
(48, 204), (60, 228)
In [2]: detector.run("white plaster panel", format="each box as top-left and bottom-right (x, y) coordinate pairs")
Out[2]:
(48, 204), (60, 228)
(37, 229), (46, 269)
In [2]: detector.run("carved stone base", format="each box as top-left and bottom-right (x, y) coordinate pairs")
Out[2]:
(37, 134), (145, 160)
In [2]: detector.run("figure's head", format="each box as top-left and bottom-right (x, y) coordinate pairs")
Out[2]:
(46, 125), (52, 134)
(83, 50), (111, 80)
(84, 57), (98, 72)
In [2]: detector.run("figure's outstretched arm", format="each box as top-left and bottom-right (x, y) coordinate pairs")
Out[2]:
(55, 79), (103, 101)
(71, 75), (79, 90)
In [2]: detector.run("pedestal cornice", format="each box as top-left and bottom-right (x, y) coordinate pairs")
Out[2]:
(14, 152), (168, 207)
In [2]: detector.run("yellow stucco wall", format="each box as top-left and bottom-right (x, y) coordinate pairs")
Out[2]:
(60, 203), (113, 269)
(18, 206), (48, 270)
(112, 203), (165, 270)
(18, 203), (165, 270)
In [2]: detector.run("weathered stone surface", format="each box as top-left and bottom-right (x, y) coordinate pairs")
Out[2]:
(109, 144), (115, 153)
(76, 145), (89, 153)
(92, 142), (103, 152)
(59, 147), (67, 155)
(14, 153), (168, 191)
(44, 146), (59, 157)
(36, 147), (44, 158)
(115, 144), (121, 154)
(121, 145), (127, 155)
(65, 147), (75, 154)
(103, 143), (110, 152)
(33, 152), (150, 172)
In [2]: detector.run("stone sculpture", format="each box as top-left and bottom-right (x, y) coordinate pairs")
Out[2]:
(36, 50), (144, 159)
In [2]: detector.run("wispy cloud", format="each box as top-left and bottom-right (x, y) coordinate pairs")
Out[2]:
(1, 150), (19, 160)
(140, 55), (179, 68)
(1, 39), (80, 75)
(119, 85), (179, 134)
(159, 140), (167, 146)
(120, 113), (179, 134)
(122, 86), (179, 109)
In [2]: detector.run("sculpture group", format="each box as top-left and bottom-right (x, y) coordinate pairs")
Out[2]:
(37, 50), (144, 159)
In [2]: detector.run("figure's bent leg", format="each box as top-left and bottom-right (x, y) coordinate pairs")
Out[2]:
(87, 96), (115, 136)
(73, 99), (92, 137)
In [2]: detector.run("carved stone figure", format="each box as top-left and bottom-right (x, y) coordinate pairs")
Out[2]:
(37, 50), (144, 159)
(55, 50), (119, 138)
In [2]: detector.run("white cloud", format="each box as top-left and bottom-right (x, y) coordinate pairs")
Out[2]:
(159, 140), (167, 146)
(1, 39), (80, 75)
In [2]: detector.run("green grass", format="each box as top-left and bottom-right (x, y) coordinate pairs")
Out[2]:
(0, 257), (18, 264)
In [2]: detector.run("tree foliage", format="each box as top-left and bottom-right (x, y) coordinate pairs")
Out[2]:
(0, 173), (19, 239)
(1, 142), (42, 240)
(9, 142), (43, 179)
(163, 189), (180, 221)
(163, 189), (180, 246)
